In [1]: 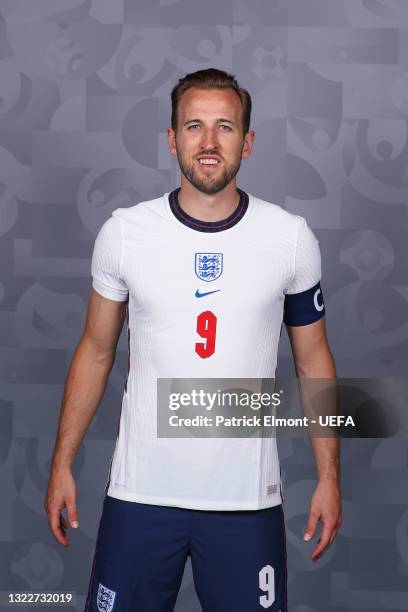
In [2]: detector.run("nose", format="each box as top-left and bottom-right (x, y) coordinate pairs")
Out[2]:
(199, 125), (219, 151)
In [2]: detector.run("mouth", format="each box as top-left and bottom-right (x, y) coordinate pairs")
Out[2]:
(196, 157), (222, 171)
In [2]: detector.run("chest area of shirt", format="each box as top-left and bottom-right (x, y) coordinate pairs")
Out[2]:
(122, 239), (291, 314)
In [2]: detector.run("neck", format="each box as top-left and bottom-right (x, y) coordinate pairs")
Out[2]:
(177, 179), (239, 222)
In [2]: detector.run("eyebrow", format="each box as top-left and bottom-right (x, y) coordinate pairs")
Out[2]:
(183, 118), (237, 126)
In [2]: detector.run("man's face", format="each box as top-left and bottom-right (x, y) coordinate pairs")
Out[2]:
(168, 87), (255, 195)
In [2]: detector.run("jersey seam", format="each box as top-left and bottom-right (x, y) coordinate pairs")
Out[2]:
(290, 216), (303, 291)
(116, 213), (125, 285)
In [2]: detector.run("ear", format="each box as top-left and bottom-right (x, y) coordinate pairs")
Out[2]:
(242, 130), (255, 160)
(167, 127), (177, 156)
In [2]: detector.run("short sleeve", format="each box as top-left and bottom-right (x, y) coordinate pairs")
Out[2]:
(91, 213), (129, 302)
(283, 217), (325, 326)
(286, 217), (321, 295)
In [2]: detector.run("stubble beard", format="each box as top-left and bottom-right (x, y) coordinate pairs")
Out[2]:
(175, 146), (243, 196)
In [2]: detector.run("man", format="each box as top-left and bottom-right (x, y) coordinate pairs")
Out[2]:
(45, 68), (342, 612)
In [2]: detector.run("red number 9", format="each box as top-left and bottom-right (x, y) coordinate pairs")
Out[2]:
(195, 310), (217, 358)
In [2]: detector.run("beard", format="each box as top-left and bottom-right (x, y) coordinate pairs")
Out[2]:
(175, 146), (243, 195)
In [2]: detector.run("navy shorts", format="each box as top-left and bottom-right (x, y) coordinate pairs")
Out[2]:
(85, 496), (288, 612)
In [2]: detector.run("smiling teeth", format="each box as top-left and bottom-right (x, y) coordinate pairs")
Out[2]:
(199, 159), (219, 165)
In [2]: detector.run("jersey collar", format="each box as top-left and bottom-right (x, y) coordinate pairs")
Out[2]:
(168, 187), (249, 233)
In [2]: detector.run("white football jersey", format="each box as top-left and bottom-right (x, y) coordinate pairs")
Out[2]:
(91, 188), (325, 510)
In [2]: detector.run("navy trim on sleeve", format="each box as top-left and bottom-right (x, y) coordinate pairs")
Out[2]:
(283, 281), (325, 327)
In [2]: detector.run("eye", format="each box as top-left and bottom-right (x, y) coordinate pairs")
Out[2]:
(187, 124), (200, 130)
(220, 124), (232, 131)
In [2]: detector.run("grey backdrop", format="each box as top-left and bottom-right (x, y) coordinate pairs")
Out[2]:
(0, 0), (408, 610)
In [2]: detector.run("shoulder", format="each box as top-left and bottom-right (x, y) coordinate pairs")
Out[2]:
(112, 194), (166, 224)
(109, 194), (170, 244)
(248, 193), (306, 242)
(252, 194), (304, 225)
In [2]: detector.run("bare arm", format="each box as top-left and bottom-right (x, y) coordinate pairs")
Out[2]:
(286, 317), (342, 560)
(44, 288), (127, 546)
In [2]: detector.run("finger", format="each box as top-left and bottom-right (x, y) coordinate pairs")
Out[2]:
(66, 497), (79, 529)
(328, 520), (342, 546)
(304, 511), (319, 541)
(311, 523), (334, 560)
(49, 507), (68, 547)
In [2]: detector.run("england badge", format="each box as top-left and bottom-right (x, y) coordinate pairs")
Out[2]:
(195, 252), (223, 282)
(97, 582), (116, 612)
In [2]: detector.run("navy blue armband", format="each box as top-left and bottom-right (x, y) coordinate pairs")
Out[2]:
(283, 281), (325, 327)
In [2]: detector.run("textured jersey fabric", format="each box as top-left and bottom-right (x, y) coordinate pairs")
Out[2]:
(91, 189), (324, 510)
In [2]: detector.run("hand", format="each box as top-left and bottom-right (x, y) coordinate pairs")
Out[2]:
(304, 479), (342, 561)
(44, 469), (79, 547)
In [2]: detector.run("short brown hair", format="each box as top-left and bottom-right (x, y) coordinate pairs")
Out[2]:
(171, 67), (252, 135)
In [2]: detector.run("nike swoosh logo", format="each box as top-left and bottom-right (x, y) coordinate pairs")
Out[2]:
(195, 289), (221, 298)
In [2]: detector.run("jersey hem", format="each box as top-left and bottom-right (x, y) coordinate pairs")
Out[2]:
(107, 486), (282, 511)
(92, 280), (129, 302)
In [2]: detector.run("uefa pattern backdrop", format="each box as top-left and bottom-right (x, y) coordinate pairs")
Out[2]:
(1, 1), (408, 610)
